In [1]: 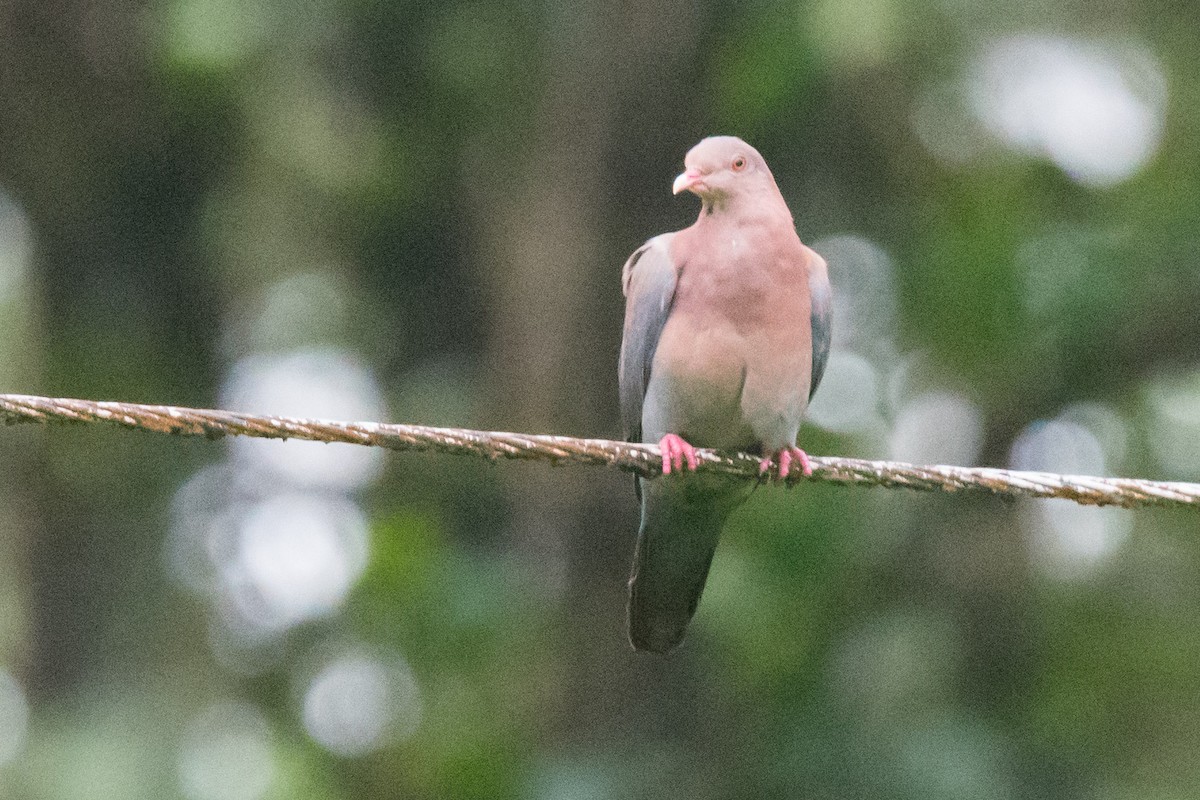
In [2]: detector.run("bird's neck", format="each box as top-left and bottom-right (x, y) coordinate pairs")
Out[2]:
(696, 195), (794, 232)
(699, 196), (729, 216)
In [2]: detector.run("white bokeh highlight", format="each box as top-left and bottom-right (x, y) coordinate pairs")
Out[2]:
(889, 391), (984, 467)
(807, 350), (883, 435)
(813, 234), (897, 350)
(1011, 410), (1133, 578)
(806, 234), (898, 441)
(302, 651), (423, 757)
(171, 276), (389, 655)
(1144, 369), (1200, 481)
(0, 188), (31, 304)
(240, 272), (350, 354)
(968, 34), (1166, 187)
(170, 467), (374, 643)
(230, 494), (370, 633)
(1060, 401), (1129, 468)
(178, 701), (275, 800)
(0, 668), (29, 766)
(1011, 419), (1106, 477)
(221, 348), (387, 490)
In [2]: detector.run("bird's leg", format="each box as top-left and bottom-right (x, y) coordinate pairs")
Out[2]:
(658, 433), (699, 474)
(758, 445), (813, 479)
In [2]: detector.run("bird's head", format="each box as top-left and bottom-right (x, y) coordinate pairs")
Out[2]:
(672, 136), (776, 209)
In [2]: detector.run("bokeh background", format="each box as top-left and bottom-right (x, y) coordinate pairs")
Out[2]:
(2, 0), (1200, 798)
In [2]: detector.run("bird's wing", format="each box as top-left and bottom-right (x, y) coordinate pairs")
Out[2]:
(807, 248), (832, 401)
(619, 234), (679, 443)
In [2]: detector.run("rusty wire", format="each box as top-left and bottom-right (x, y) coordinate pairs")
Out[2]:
(1, 393), (1197, 510)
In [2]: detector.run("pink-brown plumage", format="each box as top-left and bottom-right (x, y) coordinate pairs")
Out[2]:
(619, 136), (831, 652)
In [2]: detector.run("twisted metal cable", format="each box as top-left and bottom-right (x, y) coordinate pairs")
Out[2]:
(1, 393), (1197, 510)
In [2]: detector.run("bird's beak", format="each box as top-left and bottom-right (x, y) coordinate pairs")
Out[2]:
(673, 168), (705, 196)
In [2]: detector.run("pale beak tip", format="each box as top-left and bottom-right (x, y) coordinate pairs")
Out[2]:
(673, 169), (701, 196)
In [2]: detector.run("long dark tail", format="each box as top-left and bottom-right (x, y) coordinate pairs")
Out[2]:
(627, 476), (746, 652)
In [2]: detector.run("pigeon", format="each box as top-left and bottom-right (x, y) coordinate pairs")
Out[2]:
(618, 135), (831, 652)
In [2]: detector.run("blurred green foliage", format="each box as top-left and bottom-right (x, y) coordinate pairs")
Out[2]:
(3, 0), (1200, 798)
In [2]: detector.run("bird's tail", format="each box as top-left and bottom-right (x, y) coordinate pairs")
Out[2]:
(627, 476), (747, 653)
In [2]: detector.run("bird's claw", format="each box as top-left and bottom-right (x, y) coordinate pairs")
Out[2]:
(658, 433), (699, 475)
(759, 446), (812, 480)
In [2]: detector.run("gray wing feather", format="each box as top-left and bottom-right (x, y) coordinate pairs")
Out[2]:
(618, 234), (678, 443)
(808, 251), (832, 401)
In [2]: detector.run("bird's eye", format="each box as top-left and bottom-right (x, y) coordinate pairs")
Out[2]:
(731, 156), (747, 171)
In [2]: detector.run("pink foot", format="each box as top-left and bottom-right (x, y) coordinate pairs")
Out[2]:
(758, 445), (813, 479)
(658, 433), (698, 475)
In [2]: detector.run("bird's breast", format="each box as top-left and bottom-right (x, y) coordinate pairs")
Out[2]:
(650, 232), (814, 448)
(672, 244), (807, 334)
